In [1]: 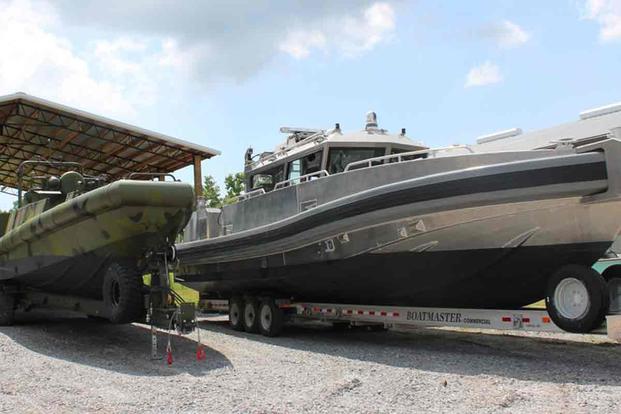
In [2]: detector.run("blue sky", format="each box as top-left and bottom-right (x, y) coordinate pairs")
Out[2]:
(0, 0), (620, 208)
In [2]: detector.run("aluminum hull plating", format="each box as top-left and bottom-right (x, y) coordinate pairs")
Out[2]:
(176, 141), (621, 308)
(178, 198), (621, 308)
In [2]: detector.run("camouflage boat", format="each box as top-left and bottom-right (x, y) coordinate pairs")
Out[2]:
(0, 161), (194, 325)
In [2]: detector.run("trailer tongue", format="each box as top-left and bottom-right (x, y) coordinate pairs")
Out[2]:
(5, 242), (200, 360)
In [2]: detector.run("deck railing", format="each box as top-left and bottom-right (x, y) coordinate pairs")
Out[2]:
(237, 188), (266, 202)
(249, 132), (327, 169)
(274, 170), (330, 190)
(344, 145), (473, 172)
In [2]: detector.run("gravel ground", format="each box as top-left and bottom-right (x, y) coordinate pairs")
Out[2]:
(1, 311), (621, 414)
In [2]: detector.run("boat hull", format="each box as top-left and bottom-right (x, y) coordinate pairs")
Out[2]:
(181, 242), (609, 308)
(0, 180), (194, 297)
(176, 143), (621, 309)
(178, 196), (621, 308)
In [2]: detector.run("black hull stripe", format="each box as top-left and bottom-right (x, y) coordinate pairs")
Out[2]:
(179, 161), (607, 259)
(179, 242), (611, 308)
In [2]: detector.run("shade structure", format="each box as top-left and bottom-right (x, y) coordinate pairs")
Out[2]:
(0, 92), (219, 196)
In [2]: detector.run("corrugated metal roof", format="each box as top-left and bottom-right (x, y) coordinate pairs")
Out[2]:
(0, 92), (219, 190)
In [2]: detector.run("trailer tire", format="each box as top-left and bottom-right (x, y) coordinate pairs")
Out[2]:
(258, 298), (284, 337)
(601, 265), (621, 314)
(0, 291), (15, 326)
(243, 297), (260, 333)
(606, 277), (621, 314)
(229, 296), (245, 331)
(103, 263), (145, 324)
(545, 265), (609, 333)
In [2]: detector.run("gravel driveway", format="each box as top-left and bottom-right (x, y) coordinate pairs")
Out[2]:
(1, 311), (620, 413)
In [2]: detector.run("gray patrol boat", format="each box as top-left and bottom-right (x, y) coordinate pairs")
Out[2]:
(177, 112), (621, 333)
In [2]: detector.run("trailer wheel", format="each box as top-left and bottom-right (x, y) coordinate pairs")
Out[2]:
(243, 297), (260, 333)
(102, 263), (145, 324)
(601, 265), (621, 314)
(258, 298), (284, 337)
(606, 277), (621, 314)
(545, 265), (609, 333)
(0, 290), (15, 326)
(229, 296), (245, 331)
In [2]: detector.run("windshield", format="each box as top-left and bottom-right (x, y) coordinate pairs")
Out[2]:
(327, 147), (386, 174)
(251, 164), (285, 191)
(287, 150), (323, 181)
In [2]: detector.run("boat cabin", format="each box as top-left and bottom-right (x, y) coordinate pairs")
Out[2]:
(244, 112), (428, 194)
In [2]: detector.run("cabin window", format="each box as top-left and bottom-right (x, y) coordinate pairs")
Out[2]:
(327, 147), (386, 174)
(288, 159), (301, 181)
(390, 148), (427, 162)
(251, 164), (285, 191)
(287, 150), (323, 181)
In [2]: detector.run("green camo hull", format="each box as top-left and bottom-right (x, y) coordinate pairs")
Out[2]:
(0, 180), (194, 297)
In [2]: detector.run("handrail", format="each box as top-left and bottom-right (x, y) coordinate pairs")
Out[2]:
(237, 188), (266, 201)
(344, 145), (473, 172)
(250, 132), (326, 169)
(126, 172), (179, 181)
(274, 170), (330, 190)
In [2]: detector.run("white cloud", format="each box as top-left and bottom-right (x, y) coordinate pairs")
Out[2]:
(0, 0), (135, 117)
(55, 1), (392, 80)
(0, 0), (397, 118)
(0, 0), (199, 119)
(497, 21), (530, 47)
(91, 37), (180, 109)
(582, 0), (621, 41)
(478, 20), (530, 48)
(279, 30), (327, 59)
(279, 2), (396, 59)
(157, 39), (203, 78)
(465, 62), (503, 88)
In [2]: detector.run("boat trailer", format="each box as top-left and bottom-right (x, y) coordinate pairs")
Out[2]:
(200, 297), (621, 340)
(3, 244), (200, 361)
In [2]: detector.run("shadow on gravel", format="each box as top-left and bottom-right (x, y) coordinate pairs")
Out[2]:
(200, 319), (621, 386)
(0, 310), (231, 377)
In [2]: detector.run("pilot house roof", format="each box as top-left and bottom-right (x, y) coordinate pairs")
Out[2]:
(0, 92), (219, 193)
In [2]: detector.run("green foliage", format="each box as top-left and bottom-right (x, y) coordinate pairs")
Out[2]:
(224, 172), (245, 198)
(203, 172), (245, 207)
(202, 175), (222, 208)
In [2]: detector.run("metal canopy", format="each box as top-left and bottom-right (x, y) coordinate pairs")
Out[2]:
(0, 92), (219, 193)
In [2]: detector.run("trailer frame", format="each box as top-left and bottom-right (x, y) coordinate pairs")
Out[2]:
(200, 298), (619, 339)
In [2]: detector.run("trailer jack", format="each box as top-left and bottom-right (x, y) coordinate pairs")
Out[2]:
(145, 245), (199, 361)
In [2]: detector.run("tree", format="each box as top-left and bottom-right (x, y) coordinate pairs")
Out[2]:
(222, 172), (245, 205)
(202, 175), (222, 208)
(202, 173), (245, 207)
